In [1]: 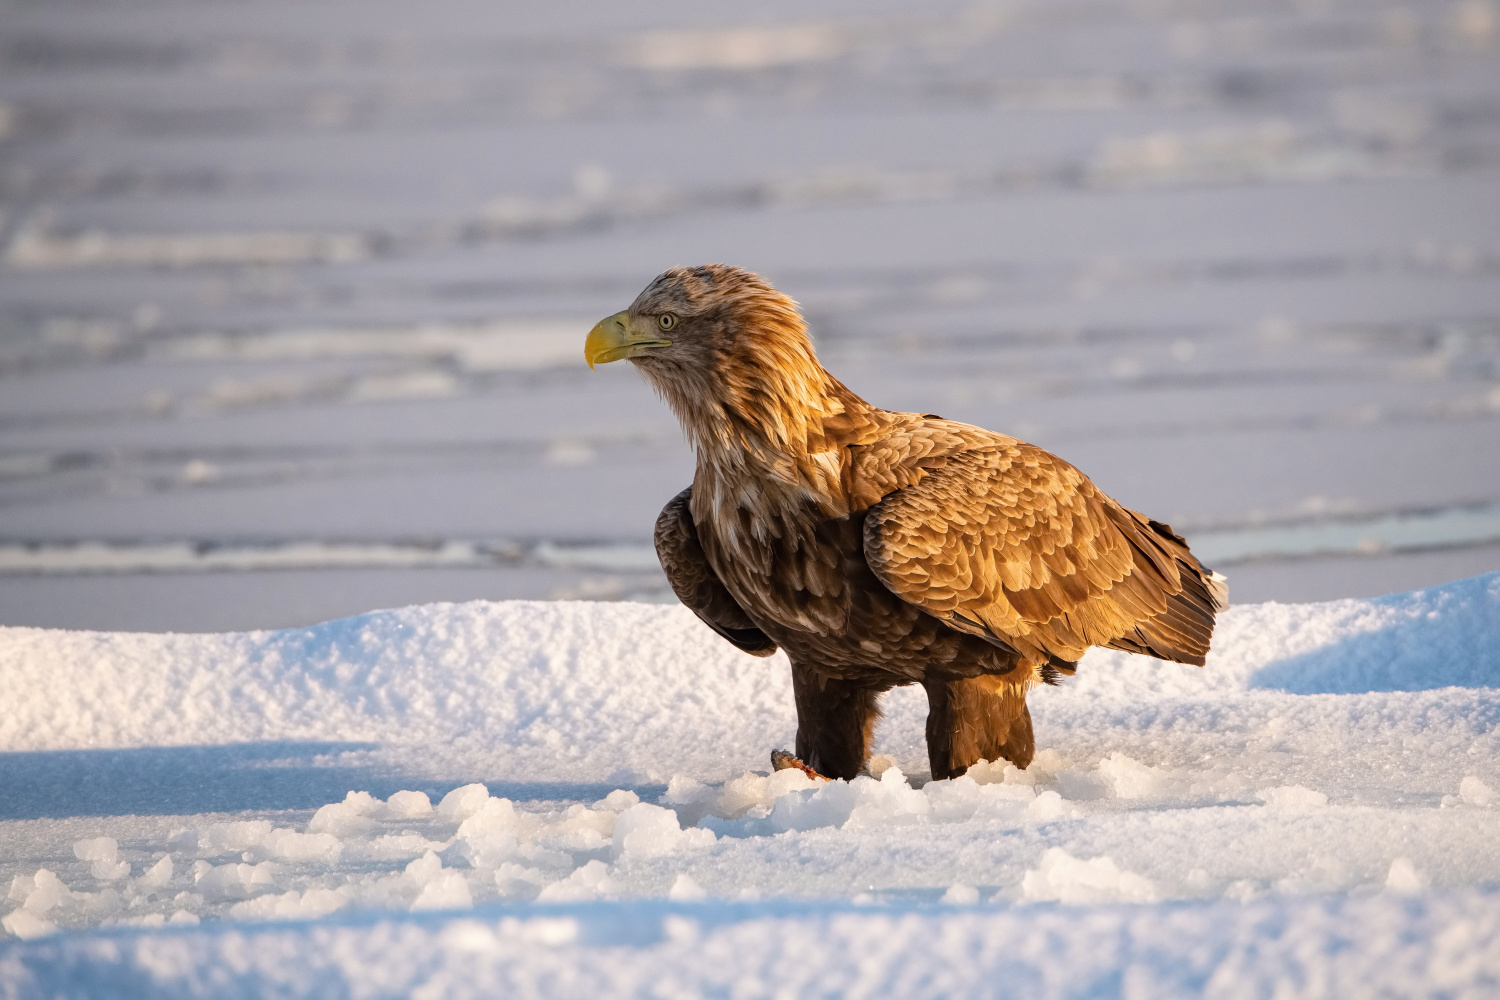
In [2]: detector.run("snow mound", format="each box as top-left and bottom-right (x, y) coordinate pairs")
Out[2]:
(0, 572), (1494, 784)
(0, 599), (798, 783)
(1061, 570), (1500, 699)
(1021, 848), (1157, 904)
(0, 572), (1497, 988)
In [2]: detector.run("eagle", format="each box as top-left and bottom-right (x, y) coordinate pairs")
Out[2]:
(585, 264), (1227, 781)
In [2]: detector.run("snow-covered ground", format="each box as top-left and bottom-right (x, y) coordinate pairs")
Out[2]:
(1, 573), (1497, 995)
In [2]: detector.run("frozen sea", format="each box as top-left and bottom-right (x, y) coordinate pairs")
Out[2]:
(0, 0), (1497, 631)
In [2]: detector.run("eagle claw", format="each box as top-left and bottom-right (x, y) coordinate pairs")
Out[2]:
(771, 749), (829, 781)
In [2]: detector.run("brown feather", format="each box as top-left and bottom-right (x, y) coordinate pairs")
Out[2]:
(616, 265), (1227, 779)
(654, 487), (778, 657)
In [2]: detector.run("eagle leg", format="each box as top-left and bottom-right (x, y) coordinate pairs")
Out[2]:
(770, 749), (829, 781)
(922, 675), (1034, 779)
(790, 667), (884, 781)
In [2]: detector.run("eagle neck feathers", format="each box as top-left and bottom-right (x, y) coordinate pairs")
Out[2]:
(650, 299), (873, 526)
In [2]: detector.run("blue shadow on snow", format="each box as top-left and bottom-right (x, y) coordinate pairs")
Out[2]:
(1248, 572), (1500, 694)
(0, 742), (643, 821)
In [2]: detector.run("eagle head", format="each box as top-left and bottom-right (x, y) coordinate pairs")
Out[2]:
(585, 264), (842, 457)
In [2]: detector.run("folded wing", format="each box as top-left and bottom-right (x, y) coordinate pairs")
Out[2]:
(655, 486), (779, 657)
(862, 442), (1227, 670)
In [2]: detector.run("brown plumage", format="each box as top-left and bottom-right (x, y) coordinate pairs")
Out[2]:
(586, 264), (1228, 780)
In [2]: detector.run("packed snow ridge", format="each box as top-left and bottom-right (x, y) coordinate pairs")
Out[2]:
(0, 573), (1497, 996)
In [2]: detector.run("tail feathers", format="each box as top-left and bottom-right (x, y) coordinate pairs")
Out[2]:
(1106, 557), (1228, 667)
(1204, 569), (1230, 612)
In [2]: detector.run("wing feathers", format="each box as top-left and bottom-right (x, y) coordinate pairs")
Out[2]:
(863, 435), (1227, 670)
(655, 487), (779, 657)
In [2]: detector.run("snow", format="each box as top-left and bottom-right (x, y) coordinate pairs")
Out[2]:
(4, 894), (1500, 998)
(1, 572), (1498, 994)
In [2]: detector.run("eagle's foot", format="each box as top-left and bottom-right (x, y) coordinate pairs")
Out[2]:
(771, 749), (829, 781)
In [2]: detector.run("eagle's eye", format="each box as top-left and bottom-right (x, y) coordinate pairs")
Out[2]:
(657, 313), (678, 332)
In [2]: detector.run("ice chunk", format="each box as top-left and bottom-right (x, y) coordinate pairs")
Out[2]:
(963, 759), (1012, 785)
(383, 790), (434, 819)
(550, 805), (612, 852)
(198, 820), (274, 855)
(411, 873), (473, 912)
(21, 870), (71, 914)
(364, 833), (451, 861)
(437, 784), (491, 822)
(598, 789), (641, 812)
(941, 883), (980, 905)
(1054, 768), (1110, 801)
(456, 798), (521, 838)
(708, 773), (770, 820)
(769, 780), (856, 832)
(79, 888), (121, 918)
(72, 837), (117, 863)
(494, 863), (547, 899)
(195, 862), (277, 902)
(404, 851), (445, 887)
(845, 768), (930, 829)
(668, 874), (707, 901)
(1275, 852), (1352, 895)
(971, 749), (1073, 787)
(1, 909), (56, 940)
(307, 794), (381, 838)
(769, 769), (932, 833)
(613, 803), (715, 859)
(923, 775), (981, 822)
(74, 838), (129, 880)
(258, 828), (342, 863)
(1385, 857), (1428, 894)
(342, 791), (383, 815)
(536, 860), (618, 902)
(7, 875), (33, 902)
(1025, 790), (1067, 821)
(707, 769), (818, 821)
(92, 859), (130, 881)
(136, 856), (173, 890)
(924, 775), (1036, 823)
(866, 755), (898, 778)
(1183, 868), (1216, 895)
(1021, 849), (1157, 904)
(1459, 776), (1495, 808)
(1258, 786), (1328, 811)
(458, 830), (519, 871)
(661, 777), (718, 826)
(662, 776), (710, 806)
(983, 755), (1069, 787)
(1097, 753), (1173, 800)
(166, 828), (198, 851)
(455, 798), (525, 869)
(230, 888), (348, 921)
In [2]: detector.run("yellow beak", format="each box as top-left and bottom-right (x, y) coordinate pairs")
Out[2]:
(584, 310), (671, 369)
